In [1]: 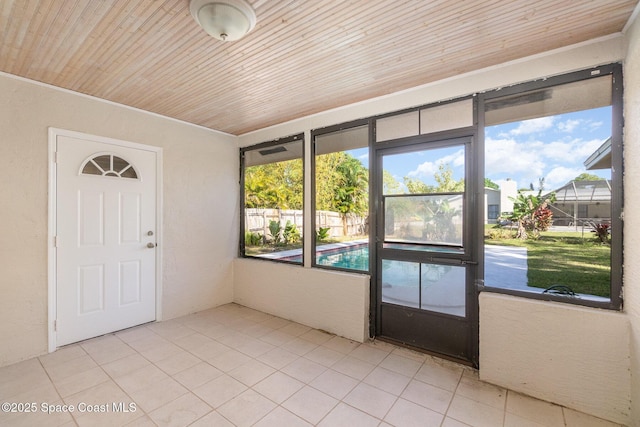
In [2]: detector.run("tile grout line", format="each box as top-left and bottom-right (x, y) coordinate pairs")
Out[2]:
(438, 363), (465, 427)
(35, 355), (80, 426)
(87, 332), (151, 424)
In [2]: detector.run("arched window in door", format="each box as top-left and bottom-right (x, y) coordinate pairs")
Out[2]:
(80, 154), (138, 179)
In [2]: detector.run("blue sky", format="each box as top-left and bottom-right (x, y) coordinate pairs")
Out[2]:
(349, 106), (612, 192)
(485, 106), (611, 191)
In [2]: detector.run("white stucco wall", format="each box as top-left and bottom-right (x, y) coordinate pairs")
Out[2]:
(234, 258), (370, 342)
(623, 11), (640, 427)
(0, 74), (238, 367)
(479, 294), (631, 424)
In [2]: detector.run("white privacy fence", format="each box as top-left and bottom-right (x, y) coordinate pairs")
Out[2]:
(245, 209), (367, 238)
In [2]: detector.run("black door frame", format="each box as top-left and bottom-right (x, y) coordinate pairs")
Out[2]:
(370, 122), (480, 367)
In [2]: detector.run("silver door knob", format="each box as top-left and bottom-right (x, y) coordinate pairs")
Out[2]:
(147, 242), (156, 248)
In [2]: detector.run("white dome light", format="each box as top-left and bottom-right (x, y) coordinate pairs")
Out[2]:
(190, 0), (257, 42)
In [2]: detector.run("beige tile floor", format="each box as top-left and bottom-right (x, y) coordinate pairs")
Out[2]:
(0, 303), (624, 427)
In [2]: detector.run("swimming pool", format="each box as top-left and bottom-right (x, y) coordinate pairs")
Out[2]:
(285, 243), (369, 271)
(317, 245), (369, 271)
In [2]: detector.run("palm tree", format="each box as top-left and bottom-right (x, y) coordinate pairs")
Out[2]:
(333, 156), (368, 236)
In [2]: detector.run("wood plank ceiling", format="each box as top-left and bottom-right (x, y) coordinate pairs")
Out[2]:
(1, 0), (638, 135)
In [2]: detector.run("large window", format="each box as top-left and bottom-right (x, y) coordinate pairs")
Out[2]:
(481, 64), (622, 308)
(240, 135), (304, 264)
(238, 64), (623, 311)
(312, 123), (369, 272)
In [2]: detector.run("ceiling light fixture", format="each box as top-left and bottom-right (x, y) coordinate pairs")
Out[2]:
(189, 0), (256, 42)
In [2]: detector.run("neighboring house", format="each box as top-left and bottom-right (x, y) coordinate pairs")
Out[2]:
(547, 137), (613, 227)
(484, 179), (518, 224)
(547, 179), (612, 226)
(485, 186), (501, 223)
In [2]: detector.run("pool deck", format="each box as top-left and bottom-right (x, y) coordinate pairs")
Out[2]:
(256, 239), (367, 260)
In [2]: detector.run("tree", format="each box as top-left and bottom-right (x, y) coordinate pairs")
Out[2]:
(244, 159), (303, 209)
(538, 177), (546, 191)
(402, 163), (463, 195)
(392, 163), (463, 244)
(403, 177), (433, 194)
(507, 189), (556, 239)
(574, 172), (603, 181)
(485, 178), (499, 190)
(333, 156), (368, 235)
(315, 152), (347, 211)
(434, 163), (464, 192)
(383, 170), (403, 194)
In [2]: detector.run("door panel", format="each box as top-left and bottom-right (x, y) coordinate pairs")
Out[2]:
(421, 263), (465, 316)
(56, 135), (157, 346)
(380, 303), (471, 360)
(375, 136), (477, 364)
(119, 260), (142, 305)
(384, 194), (463, 247)
(78, 264), (104, 314)
(120, 192), (142, 244)
(381, 259), (466, 316)
(79, 191), (105, 245)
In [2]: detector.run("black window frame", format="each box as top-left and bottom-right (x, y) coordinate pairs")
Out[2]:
(477, 63), (624, 310)
(239, 133), (305, 265)
(310, 118), (372, 274)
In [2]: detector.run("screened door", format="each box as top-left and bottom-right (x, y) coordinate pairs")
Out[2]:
(375, 136), (477, 364)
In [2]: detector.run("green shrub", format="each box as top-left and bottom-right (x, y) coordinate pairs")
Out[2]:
(244, 231), (262, 246)
(282, 221), (300, 244)
(487, 227), (513, 240)
(268, 220), (282, 244)
(316, 227), (330, 242)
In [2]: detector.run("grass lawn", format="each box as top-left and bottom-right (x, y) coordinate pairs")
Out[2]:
(485, 227), (611, 297)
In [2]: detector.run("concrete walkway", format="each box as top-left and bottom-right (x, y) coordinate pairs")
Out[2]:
(484, 245), (529, 291)
(484, 244), (609, 302)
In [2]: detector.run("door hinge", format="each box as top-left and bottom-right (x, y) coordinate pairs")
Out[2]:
(54, 151), (59, 163)
(53, 236), (58, 247)
(54, 320), (57, 331)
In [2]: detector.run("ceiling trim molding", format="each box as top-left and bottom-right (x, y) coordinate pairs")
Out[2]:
(623, 1), (640, 33)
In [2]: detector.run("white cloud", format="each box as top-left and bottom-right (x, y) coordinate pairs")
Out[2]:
(509, 117), (555, 135)
(571, 138), (606, 159)
(554, 118), (605, 134)
(485, 137), (545, 182)
(408, 161), (437, 177)
(557, 119), (581, 133)
(485, 135), (609, 191)
(441, 149), (465, 167)
(541, 138), (604, 162)
(408, 148), (465, 178)
(541, 140), (576, 161)
(545, 166), (585, 190)
(588, 120), (604, 131)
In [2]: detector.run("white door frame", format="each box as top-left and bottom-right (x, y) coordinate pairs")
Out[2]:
(47, 127), (163, 352)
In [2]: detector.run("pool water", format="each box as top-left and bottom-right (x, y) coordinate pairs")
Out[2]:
(317, 246), (369, 271)
(287, 244), (369, 271)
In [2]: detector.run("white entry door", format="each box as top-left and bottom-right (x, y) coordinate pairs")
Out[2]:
(54, 133), (158, 346)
